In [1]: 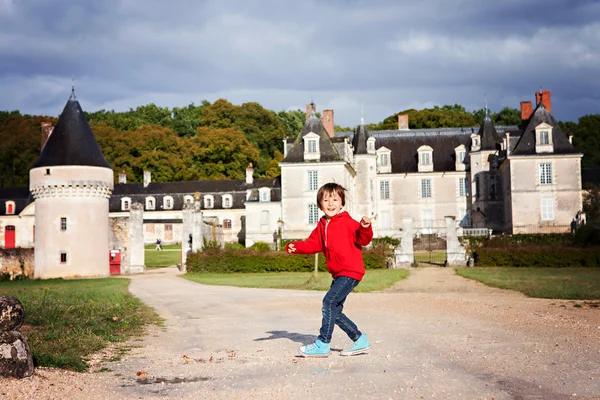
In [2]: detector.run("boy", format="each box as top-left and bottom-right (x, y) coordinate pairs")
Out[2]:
(286, 182), (373, 357)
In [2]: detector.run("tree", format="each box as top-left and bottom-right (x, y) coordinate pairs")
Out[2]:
(277, 109), (305, 138)
(170, 101), (209, 137)
(185, 127), (260, 180)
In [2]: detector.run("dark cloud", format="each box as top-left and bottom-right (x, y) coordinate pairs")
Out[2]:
(0, 0), (598, 126)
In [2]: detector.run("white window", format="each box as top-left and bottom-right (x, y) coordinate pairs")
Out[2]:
(259, 188), (270, 202)
(539, 163), (552, 185)
(145, 197), (155, 210)
(458, 151), (466, 163)
(222, 194), (232, 208)
(459, 178), (469, 197)
(261, 210), (269, 226)
(421, 179), (431, 198)
(458, 208), (470, 227)
(540, 131), (549, 145)
(184, 195), (194, 205)
(308, 170), (319, 191)
(380, 153), (388, 167)
(379, 211), (390, 230)
(121, 197), (131, 211)
(417, 145), (434, 172)
(308, 204), (319, 224)
(380, 180), (390, 200)
(307, 140), (317, 153)
(204, 196), (214, 209)
(163, 196), (173, 210)
(541, 198), (554, 221)
(420, 152), (431, 165)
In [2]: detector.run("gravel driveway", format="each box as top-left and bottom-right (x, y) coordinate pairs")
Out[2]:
(3, 266), (600, 399)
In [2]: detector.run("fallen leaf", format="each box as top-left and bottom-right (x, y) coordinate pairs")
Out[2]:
(136, 371), (148, 376)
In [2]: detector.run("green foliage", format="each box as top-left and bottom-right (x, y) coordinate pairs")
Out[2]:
(566, 114), (600, 168)
(475, 247), (600, 267)
(0, 278), (160, 371)
(573, 223), (600, 246)
(185, 248), (387, 273)
(372, 236), (400, 252)
(202, 237), (221, 250)
(277, 109), (305, 138)
(481, 233), (574, 248)
(583, 185), (600, 228)
(250, 241), (271, 252)
(224, 242), (245, 250)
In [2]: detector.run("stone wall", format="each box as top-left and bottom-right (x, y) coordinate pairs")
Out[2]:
(0, 249), (34, 280)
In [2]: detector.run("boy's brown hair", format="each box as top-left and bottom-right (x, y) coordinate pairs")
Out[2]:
(316, 183), (346, 209)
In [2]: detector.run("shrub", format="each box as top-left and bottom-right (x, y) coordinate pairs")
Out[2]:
(475, 247), (600, 267)
(482, 233), (573, 248)
(251, 242), (271, 252)
(372, 236), (400, 249)
(224, 242), (245, 250)
(186, 248), (387, 273)
(573, 224), (600, 247)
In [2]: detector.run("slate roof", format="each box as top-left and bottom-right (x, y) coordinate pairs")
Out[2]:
(352, 122), (370, 155)
(109, 177), (281, 212)
(281, 106), (342, 163)
(0, 187), (33, 216)
(336, 125), (518, 173)
(479, 113), (503, 151)
(511, 102), (578, 156)
(32, 89), (112, 169)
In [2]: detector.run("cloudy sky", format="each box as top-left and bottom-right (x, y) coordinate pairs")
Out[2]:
(1, 0), (599, 127)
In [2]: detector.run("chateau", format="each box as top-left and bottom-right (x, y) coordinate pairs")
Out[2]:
(0, 89), (584, 276)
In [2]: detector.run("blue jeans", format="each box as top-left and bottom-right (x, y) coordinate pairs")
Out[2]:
(318, 276), (361, 343)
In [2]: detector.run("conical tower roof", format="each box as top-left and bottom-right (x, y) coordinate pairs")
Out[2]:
(32, 88), (112, 169)
(352, 116), (370, 155)
(478, 111), (502, 151)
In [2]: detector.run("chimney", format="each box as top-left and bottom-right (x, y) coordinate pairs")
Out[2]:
(320, 109), (334, 137)
(397, 114), (409, 130)
(246, 163), (254, 184)
(505, 132), (511, 157)
(305, 103), (315, 120)
(535, 89), (552, 113)
(118, 170), (127, 184)
(143, 170), (151, 188)
(520, 101), (532, 121)
(41, 122), (53, 151)
(568, 133), (573, 144)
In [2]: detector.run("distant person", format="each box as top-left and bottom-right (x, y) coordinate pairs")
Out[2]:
(286, 182), (373, 358)
(155, 239), (162, 251)
(571, 218), (577, 234)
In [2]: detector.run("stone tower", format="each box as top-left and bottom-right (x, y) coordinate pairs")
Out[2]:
(29, 89), (114, 279)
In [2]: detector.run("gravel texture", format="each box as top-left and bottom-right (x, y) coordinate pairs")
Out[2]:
(2, 266), (599, 400)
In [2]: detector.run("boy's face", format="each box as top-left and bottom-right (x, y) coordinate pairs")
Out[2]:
(320, 190), (343, 219)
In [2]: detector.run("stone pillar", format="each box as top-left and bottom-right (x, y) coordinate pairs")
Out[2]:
(192, 210), (203, 253)
(128, 203), (145, 274)
(394, 217), (414, 268)
(181, 204), (194, 272)
(445, 216), (467, 266)
(0, 296), (34, 378)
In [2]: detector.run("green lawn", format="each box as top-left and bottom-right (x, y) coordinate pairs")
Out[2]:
(0, 278), (161, 371)
(145, 248), (181, 268)
(184, 269), (409, 292)
(456, 267), (600, 300)
(144, 243), (181, 250)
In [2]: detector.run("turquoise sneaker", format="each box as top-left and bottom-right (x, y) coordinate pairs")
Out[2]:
(298, 339), (330, 357)
(340, 334), (371, 356)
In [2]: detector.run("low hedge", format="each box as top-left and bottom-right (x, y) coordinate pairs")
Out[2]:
(475, 247), (600, 267)
(186, 248), (387, 273)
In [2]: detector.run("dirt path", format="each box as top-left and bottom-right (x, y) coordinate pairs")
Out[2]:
(3, 267), (600, 399)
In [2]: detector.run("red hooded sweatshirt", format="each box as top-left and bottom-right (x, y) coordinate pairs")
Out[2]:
(285, 211), (373, 281)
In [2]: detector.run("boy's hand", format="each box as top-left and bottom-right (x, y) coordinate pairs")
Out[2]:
(287, 243), (296, 253)
(360, 216), (371, 228)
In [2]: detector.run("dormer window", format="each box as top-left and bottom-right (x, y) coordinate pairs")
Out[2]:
(367, 137), (376, 155)
(145, 196), (156, 210)
(454, 145), (467, 172)
(417, 145), (434, 172)
(121, 197), (131, 211)
(184, 195), (194, 205)
(222, 194), (233, 208)
(303, 132), (320, 161)
(376, 146), (392, 174)
(535, 123), (554, 153)
(5, 201), (15, 215)
(204, 195), (214, 209)
(163, 196), (174, 210)
(259, 188), (271, 202)
(471, 134), (481, 152)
